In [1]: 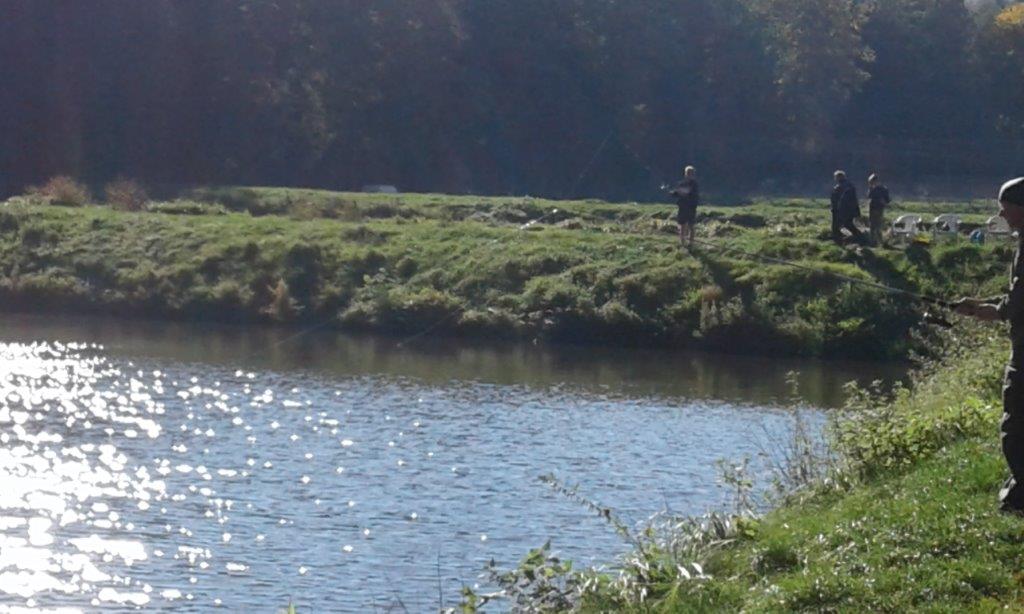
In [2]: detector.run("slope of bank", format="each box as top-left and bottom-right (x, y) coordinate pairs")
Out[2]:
(469, 326), (1018, 612)
(0, 190), (1011, 359)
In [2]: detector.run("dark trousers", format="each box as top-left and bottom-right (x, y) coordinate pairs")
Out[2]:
(1001, 364), (1024, 510)
(833, 215), (866, 245)
(869, 209), (884, 245)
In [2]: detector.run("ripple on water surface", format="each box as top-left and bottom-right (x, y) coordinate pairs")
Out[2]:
(0, 340), (815, 610)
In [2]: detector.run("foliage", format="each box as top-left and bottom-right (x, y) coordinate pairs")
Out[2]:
(832, 320), (1005, 478)
(0, 189), (1011, 360)
(104, 178), (149, 212)
(978, 2), (1024, 138)
(262, 279), (301, 322)
(995, 3), (1024, 27)
(459, 475), (741, 612)
(755, 0), (873, 140)
(469, 320), (1020, 611)
(30, 176), (90, 207)
(0, 2), (1022, 199)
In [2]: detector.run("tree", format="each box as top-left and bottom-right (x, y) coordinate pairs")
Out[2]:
(751, 0), (873, 151)
(978, 4), (1024, 138)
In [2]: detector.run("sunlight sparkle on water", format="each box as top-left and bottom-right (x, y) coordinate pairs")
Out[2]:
(0, 324), (832, 610)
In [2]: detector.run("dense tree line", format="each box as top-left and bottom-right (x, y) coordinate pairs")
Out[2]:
(1, 0), (1022, 200)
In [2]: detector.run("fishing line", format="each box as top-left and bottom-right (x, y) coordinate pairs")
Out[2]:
(260, 205), (563, 351)
(687, 237), (953, 309)
(394, 207), (562, 347)
(615, 137), (958, 314)
(566, 129), (615, 199)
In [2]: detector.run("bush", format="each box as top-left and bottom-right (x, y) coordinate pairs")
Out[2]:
(262, 279), (301, 322)
(31, 176), (90, 206)
(832, 321), (1005, 478)
(104, 178), (149, 211)
(520, 276), (588, 312)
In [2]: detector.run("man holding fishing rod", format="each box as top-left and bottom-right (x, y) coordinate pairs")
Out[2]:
(954, 177), (1024, 514)
(669, 165), (700, 246)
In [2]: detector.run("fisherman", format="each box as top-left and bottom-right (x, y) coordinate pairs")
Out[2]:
(954, 177), (1024, 514)
(670, 166), (700, 246)
(830, 170), (866, 245)
(867, 173), (891, 246)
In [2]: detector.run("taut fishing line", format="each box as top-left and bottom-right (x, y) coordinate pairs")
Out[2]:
(613, 134), (959, 323)
(264, 205), (563, 351)
(687, 237), (952, 309)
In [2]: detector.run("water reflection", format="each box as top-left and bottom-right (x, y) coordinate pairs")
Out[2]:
(0, 315), (904, 409)
(0, 342), (161, 609)
(0, 317), (904, 610)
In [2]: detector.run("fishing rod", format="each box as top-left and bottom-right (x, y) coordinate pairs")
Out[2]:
(653, 169), (955, 324)
(686, 237), (955, 328)
(688, 237), (952, 308)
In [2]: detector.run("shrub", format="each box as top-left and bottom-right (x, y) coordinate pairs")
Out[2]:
(520, 276), (588, 312)
(262, 279), (301, 322)
(104, 178), (148, 211)
(32, 176), (90, 206)
(832, 321), (1004, 478)
(395, 256), (418, 278)
(699, 284), (725, 304)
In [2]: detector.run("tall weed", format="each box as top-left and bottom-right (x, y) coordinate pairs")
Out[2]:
(31, 176), (90, 206)
(104, 178), (149, 211)
(833, 320), (1003, 478)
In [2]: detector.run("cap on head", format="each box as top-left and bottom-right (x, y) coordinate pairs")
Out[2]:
(834, 170), (846, 181)
(868, 173), (879, 184)
(1000, 177), (1024, 207)
(684, 165), (696, 176)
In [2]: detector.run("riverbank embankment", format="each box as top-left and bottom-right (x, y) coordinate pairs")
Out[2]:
(0, 186), (1010, 359)
(467, 325), (1023, 611)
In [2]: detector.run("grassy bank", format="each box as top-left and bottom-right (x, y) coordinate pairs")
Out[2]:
(465, 324), (1023, 612)
(0, 187), (1012, 359)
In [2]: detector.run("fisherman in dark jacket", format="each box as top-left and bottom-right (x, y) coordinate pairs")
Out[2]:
(670, 165), (700, 246)
(867, 173), (891, 246)
(954, 177), (1024, 513)
(830, 170), (866, 245)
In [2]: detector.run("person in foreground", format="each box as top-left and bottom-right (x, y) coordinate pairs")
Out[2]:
(670, 165), (700, 246)
(954, 177), (1024, 513)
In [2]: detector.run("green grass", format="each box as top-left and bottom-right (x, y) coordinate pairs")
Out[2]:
(8, 186), (1023, 610)
(671, 437), (1024, 612)
(467, 327), (1024, 612)
(583, 435), (1024, 613)
(656, 327), (1015, 612)
(0, 187), (1013, 359)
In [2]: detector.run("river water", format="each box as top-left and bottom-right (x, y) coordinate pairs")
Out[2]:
(0, 315), (903, 611)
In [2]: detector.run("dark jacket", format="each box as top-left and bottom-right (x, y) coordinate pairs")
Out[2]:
(868, 185), (891, 212)
(831, 179), (860, 221)
(672, 179), (700, 209)
(672, 178), (700, 224)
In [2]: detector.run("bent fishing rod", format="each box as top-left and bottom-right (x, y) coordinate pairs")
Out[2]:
(685, 237), (956, 328)
(688, 237), (953, 308)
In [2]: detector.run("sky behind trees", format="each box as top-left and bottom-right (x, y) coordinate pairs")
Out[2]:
(2, 0), (1023, 200)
